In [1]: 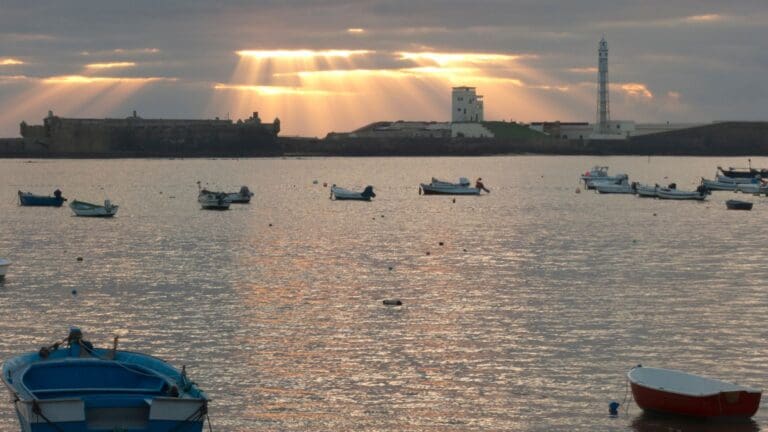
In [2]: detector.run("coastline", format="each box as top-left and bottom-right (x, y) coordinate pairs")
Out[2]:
(2, 121), (767, 158)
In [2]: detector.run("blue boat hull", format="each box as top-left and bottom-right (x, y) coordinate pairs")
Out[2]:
(18, 195), (65, 207)
(3, 328), (209, 432)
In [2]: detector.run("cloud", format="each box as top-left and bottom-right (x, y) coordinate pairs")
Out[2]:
(0, 58), (25, 66)
(85, 62), (136, 70)
(617, 83), (653, 99)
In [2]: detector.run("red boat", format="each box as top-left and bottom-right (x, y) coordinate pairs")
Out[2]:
(628, 366), (761, 418)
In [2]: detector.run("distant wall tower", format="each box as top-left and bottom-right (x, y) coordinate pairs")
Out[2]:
(596, 36), (610, 134)
(452, 87), (484, 122)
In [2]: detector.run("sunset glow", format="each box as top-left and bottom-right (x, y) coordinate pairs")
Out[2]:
(84, 62), (137, 70)
(236, 50), (372, 60)
(0, 58), (25, 66)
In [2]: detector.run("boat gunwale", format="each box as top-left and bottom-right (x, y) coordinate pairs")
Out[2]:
(627, 367), (761, 398)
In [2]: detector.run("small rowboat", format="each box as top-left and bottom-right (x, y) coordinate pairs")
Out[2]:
(726, 200), (753, 210)
(225, 186), (254, 204)
(420, 177), (481, 195)
(656, 185), (709, 201)
(0, 258), (10, 280)
(69, 200), (118, 217)
(628, 366), (761, 418)
(595, 180), (636, 194)
(700, 178), (738, 191)
(18, 190), (67, 207)
(198, 191), (230, 210)
(2, 327), (210, 432)
(331, 185), (375, 201)
(635, 184), (658, 198)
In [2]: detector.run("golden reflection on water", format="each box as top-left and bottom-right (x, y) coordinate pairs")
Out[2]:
(1, 157), (768, 431)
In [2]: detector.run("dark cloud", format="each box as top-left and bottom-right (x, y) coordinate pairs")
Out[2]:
(0, 0), (766, 135)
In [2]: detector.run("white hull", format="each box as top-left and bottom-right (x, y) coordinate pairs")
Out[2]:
(596, 182), (635, 194)
(420, 178), (480, 195)
(198, 193), (230, 210)
(635, 185), (658, 197)
(69, 201), (118, 217)
(735, 183), (768, 194)
(331, 186), (372, 201)
(657, 189), (707, 200)
(701, 178), (738, 191)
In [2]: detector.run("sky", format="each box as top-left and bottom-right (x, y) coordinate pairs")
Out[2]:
(0, 0), (766, 137)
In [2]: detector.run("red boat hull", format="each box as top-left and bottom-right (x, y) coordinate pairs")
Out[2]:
(631, 382), (761, 418)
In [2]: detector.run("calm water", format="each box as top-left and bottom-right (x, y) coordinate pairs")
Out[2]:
(1, 156), (767, 431)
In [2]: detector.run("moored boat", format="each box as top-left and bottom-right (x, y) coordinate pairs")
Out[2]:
(718, 164), (768, 179)
(225, 186), (254, 204)
(726, 200), (753, 210)
(735, 182), (768, 195)
(2, 327), (210, 432)
(69, 200), (119, 217)
(635, 184), (658, 197)
(595, 180), (636, 194)
(581, 166), (628, 189)
(198, 190), (230, 210)
(700, 178), (738, 191)
(656, 185), (709, 201)
(420, 177), (481, 195)
(18, 189), (67, 207)
(0, 258), (9, 280)
(628, 366), (761, 418)
(330, 185), (376, 201)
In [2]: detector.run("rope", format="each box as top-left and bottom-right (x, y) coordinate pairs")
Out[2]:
(621, 377), (632, 416)
(32, 400), (67, 432)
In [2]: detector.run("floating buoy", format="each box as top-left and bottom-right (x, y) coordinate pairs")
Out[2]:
(575, 188), (581, 194)
(653, 213), (657, 217)
(426, 251), (430, 255)
(438, 242), (444, 246)
(76, 257), (83, 262)
(388, 266), (393, 271)
(608, 401), (620, 416)
(463, 248), (467, 252)
(383, 299), (402, 306)
(313, 180), (318, 184)
(71, 289), (78, 296)
(268, 223), (273, 227)
(380, 215), (384, 218)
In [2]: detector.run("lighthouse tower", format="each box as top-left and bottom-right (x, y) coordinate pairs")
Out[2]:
(596, 36), (610, 134)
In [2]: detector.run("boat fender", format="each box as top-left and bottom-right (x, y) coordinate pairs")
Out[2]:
(383, 299), (402, 306)
(608, 401), (620, 416)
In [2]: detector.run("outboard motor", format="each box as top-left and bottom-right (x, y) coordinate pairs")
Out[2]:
(668, 183), (677, 190)
(696, 184), (710, 195)
(362, 186), (376, 198)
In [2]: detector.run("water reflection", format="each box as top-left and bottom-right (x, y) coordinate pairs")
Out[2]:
(631, 412), (760, 432)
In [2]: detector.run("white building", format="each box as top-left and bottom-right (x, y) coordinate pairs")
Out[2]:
(452, 87), (484, 122)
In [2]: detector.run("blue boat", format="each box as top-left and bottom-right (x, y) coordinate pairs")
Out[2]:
(18, 190), (67, 207)
(2, 328), (209, 432)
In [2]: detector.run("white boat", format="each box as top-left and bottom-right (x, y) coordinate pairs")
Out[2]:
(735, 182), (768, 195)
(635, 184), (658, 197)
(715, 175), (759, 185)
(581, 166), (628, 189)
(595, 180), (636, 194)
(0, 258), (9, 280)
(198, 190), (230, 210)
(331, 185), (375, 201)
(69, 199), (119, 217)
(225, 186), (254, 203)
(420, 177), (481, 195)
(656, 185), (709, 201)
(701, 178), (738, 191)
(586, 174), (629, 190)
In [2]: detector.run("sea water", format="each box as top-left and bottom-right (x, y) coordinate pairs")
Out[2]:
(0, 156), (766, 431)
